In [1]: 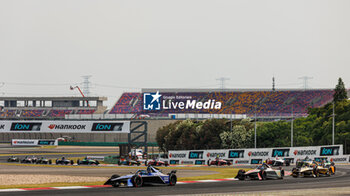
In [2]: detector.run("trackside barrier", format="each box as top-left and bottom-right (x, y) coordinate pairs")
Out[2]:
(168, 145), (348, 165)
(12, 139), (58, 146)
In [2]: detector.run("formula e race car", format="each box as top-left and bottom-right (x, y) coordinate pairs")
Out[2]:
(207, 158), (232, 166)
(7, 156), (20, 162)
(292, 160), (324, 178)
(21, 156), (37, 163)
(77, 158), (100, 165)
(146, 159), (169, 167)
(323, 161), (336, 175)
(266, 157), (290, 166)
(118, 159), (141, 166)
(56, 157), (74, 165)
(36, 157), (52, 164)
(104, 165), (177, 187)
(236, 164), (284, 180)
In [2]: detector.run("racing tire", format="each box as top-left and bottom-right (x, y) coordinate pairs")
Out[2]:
(118, 161), (122, 166)
(131, 175), (143, 187)
(111, 181), (119, 187)
(237, 170), (246, 180)
(281, 169), (285, 177)
(285, 161), (290, 166)
(49, 160), (52, 164)
(260, 170), (267, 180)
(77, 160), (80, 165)
(169, 174), (177, 186)
(313, 168), (319, 178)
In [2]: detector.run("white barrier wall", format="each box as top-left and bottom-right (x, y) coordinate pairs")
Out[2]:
(168, 145), (349, 165)
(0, 121), (130, 133)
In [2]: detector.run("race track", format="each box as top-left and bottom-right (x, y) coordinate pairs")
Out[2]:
(1, 145), (349, 196)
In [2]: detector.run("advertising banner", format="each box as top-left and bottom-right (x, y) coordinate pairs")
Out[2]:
(0, 121), (130, 133)
(11, 139), (58, 146)
(168, 145), (345, 165)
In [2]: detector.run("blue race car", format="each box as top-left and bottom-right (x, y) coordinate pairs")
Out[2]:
(104, 165), (177, 187)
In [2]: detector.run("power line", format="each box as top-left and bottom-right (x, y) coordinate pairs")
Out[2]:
(82, 75), (92, 97)
(298, 76), (313, 90)
(216, 77), (230, 90)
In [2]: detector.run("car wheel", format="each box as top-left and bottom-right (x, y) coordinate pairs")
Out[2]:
(313, 168), (319, 178)
(112, 181), (119, 187)
(132, 175), (143, 187)
(169, 174), (177, 186)
(260, 170), (267, 180)
(71, 160), (74, 165)
(237, 170), (246, 180)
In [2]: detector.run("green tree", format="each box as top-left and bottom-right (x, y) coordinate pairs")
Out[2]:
(156, 121), (180, 152)
(220, 124), (253, 149)
(333, 77), (348, 102)
(197, 119), (228, 149)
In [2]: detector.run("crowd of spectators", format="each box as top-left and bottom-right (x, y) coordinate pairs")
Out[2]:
(109, 90), (334, 117)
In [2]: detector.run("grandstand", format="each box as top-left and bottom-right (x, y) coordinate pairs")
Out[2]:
(109, 89), (337, 118)
(0, 97), (107, 119)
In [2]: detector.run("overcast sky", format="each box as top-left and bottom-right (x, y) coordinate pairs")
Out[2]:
(0, 0), (349, 108)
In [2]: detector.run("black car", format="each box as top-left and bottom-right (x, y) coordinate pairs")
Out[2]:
(56, 157), (74, 165)
(77, 158), (100, 165)
(21, 156), (37, 164)
(36, 157), (52, 164)
(104, 165), (177, 187)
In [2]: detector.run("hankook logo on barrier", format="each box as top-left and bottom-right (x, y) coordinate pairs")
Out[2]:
(169, 153), (186, 158)
(293, 150), (317, 156)
(235, 160), (249, 164)
(330, 157), (347, 162)
(181, 161), (194, 164)
(207, 152), (226, 158)
(48, 124), (86, 130)
(0, 124), (4, 129)
(248, 151), (269, 157)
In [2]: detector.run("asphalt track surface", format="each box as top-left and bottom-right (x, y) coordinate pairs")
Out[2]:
(1, 145), (350, 196)
(1, 166), (350, 196)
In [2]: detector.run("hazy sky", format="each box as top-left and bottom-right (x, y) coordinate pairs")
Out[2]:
(1, 0), (349, 108)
